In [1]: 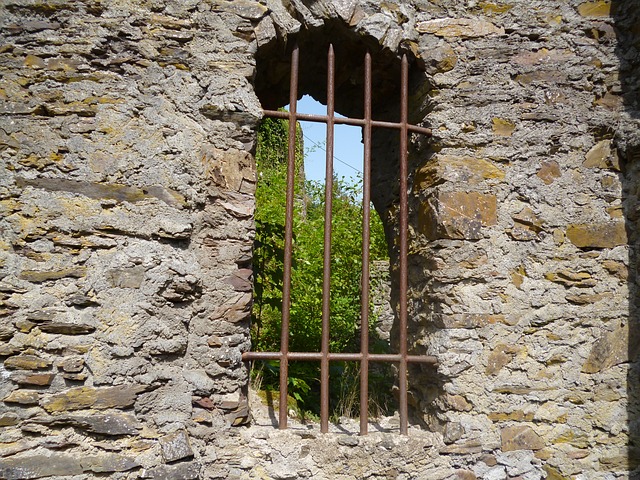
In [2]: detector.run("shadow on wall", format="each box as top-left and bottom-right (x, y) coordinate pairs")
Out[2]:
(613, 0), (640, 475)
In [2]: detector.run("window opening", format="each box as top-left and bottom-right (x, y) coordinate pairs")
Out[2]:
(244, 44), (435, 435)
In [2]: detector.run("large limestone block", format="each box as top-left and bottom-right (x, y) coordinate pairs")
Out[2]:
(0, 454), (82, 479)
(582, 323), (636, 373)
(566, 222), (627, 249)
(419, 192), (497, 240)
(414, 155), (504, 191)
(41, 385), (147, 413)
(577, 0), (612, 17)
(584, 140), (620, 170)
(501, 426), (545, 452)
(160, 429), (194, 463)
(4, 354), (51, 370)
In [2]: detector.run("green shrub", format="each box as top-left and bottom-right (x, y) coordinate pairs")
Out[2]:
(252, 116), (395, 419)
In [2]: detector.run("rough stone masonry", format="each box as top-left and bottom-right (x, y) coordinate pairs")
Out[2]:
(0, 0), (639, 479)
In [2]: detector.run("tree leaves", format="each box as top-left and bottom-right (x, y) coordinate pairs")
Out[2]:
(252, 116), (390, 416)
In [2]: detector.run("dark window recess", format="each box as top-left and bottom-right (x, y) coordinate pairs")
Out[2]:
(243, 44), (436, 435)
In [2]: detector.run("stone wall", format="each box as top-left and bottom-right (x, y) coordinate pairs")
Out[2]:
(408, 1), (640, 478)
(0, 1), (638, 479)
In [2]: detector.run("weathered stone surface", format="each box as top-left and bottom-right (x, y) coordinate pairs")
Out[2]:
(565, 292), (611, 304)
(0, 453), (83, 479)
(19, 267), (86, 282)
(107, 267), (145, 289)
(80, 454), (140, 473)
(501, 426), (545, 452)
(41, 385), (147, 413)
(140, 462), (200, 480)
(3, 389), (39, 405)
(15, 177), (185, 208)
(566, 222), (627, 249)
(12, 372), (55, 386)
(0, 412), (20, 426)
(416, 18), (504, 37)
(582, 324), (630, 373)
(488, 411), (534, 422)
(61, 357), (84, 373)
(455, 470), (477, 480)
(214, 0), (268, 20)
(4, 355), (51, 370)
(602, 260), (628, 280)
(0, 325), (14, 341)
(442, 394), (473, 412)
(31, 413), (141, 435)
(537, 161), (561, 184)
(443, 422), (464, 444)
(224, 268), (253, 292)
(577, 0), (611, 17)
(486, 345), (515, 375)
(545, 270), (595, 288)
(210, 293), (252, 323)
(159, 429), (194, 463)
(584, 140), (620, 170)
(0, 345), (21, 356)
(414, 156), (504, 191)
(0, 440), (37, 458)
(510, 207), (543, 241)
(0, 1), (638, 479)
(202, 147), (257, 195)
(430, 314), (507, 329)
(543, 465), (571, 480)
(424, 44), (458, 74)
(440, 442), (484, 454)
(492, 117), (515, 136)
(419, 192), (497, 240)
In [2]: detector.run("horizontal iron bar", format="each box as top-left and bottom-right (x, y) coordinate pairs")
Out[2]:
(243, 351), (437, 364)
(263, 109), (432, 136)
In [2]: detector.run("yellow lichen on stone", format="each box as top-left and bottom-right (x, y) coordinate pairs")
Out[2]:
(552, 430), (589, 448)
(19, 267), (86, 282)
(543, 465), (572, 480)
(24, 54), (45, 69)
(492, 118), (516, 136)
(577, 0), (611, 17)
(487, 410), (534, 422)
(479, 2), (513, 15)
(542, 14), (563, 25)
(17, 154), (55, 170)
(511, 264), (526, 289)
(566, 222), (627, 249)
(414, 155), (504, 192)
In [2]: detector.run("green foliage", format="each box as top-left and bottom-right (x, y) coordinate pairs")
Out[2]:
(252, 115), (393, 420)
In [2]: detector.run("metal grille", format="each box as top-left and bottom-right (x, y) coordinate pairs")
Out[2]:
(243, 44), (436, 435)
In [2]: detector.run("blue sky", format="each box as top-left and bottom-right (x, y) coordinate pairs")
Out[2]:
(293, 95), (364, 185)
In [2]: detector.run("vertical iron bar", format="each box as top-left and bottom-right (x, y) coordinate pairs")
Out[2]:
(398, 54), (410, 435)
(279, 44), (300, 430)
(320, 44), (336, 434)
(359, 50), (373, 436)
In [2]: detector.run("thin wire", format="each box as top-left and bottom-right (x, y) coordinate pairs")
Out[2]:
(302, 132), (362, 174)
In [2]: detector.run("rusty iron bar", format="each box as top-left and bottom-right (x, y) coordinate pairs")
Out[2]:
(263, 109), (432, 136)
(245, 45), (435, 435)
(277, 43), (300, 430)
(320, 44), (336, 434)
(359, 50), (373, 436)
(244, 351), (437, 363)
(398, 54), (410, 435)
